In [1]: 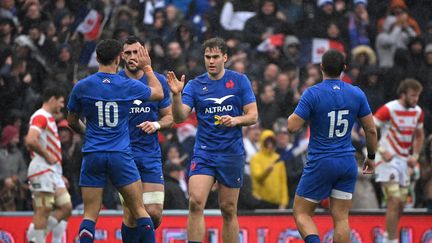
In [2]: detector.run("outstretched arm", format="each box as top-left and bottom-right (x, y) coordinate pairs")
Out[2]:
(167, 71), (192, 123)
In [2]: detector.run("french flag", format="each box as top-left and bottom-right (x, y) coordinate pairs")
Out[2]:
(257, 34), (285, 52)
(300, 38), (345, 66)
(76, 9), (103, 41)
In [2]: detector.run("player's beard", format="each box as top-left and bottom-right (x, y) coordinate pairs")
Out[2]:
(126, 63), (140, 74)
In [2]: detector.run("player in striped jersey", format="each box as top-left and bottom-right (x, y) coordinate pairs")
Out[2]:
(374, 79), (425, 243)
(25, 87), (72, 243)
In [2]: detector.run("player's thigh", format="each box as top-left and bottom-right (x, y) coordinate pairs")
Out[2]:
(32, 191), (55, 215)
(81, 187), (103, 219)
(329, 197), (352, 221)
(188, 174), (215, 207)
(107, 152), (141, 188)
(118, 179), (145, 210)
(143, 182), (164, 206)
(293, 195), (318, 219)
(218, 183), (240, 213)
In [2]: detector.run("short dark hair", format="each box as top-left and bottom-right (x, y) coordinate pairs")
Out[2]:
(123, 35), (144, 47)
(397, 78), (423, 96)
(202, 37), (227, 55)
(321, 49), (345, 77)
(96, 39), (122, 65)
(42, 86), (65, 102)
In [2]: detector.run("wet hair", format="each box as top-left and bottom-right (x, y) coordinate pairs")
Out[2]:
(202, 37), (228, 55)
(397, 78), (423, 96)
(96, 39), (122, 65)
(123, 35), (145, 46)
(321, 49), (345, 77)
(42, 86), (65, 102)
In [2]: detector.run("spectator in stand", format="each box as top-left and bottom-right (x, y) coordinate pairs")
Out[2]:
(348, 0), (371, 49)
(351, 45), (377, 71)
(250, 130), (288, 209)
(243, 124), (261, 175)
(219, 0), (256, 39)
(262, 63), (280, 85)
(375, 9), (418, 69)
(357, 66), (385, 113)
(0, 17), (16, 45)
(274, 118), (307, 208)
(163, 163), (188, 209)
(0, 125), (29, 211)
(257, 83), (279, 129)
(274, 72), (296, 118)
(163, 41), (188, 74)
(418, 44), (432, 135)
(243, 0), (288, 48)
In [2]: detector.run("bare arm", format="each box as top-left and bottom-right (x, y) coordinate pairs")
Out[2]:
(67, 111), (86, 135)
(287, 113), (305, 134)
(167, 71), (192, 123)
(25, 128), (57, 164)
(359, 114), (378, 173)
(137, 46), (163, 101)
(407, 127), (424, 167)
(137, 106), (174, 133)
(219, 102), (258, 127)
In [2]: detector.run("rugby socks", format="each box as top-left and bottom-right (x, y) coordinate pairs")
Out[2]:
(305, 234), (320, 243)
(79, 219), (95, 243)
(27, 223), (35, 242)
(46, 215), (59, 233)
(34, 229), (45, 242)
(52, 220), (67, 243)
(136, 217), (155, 243)
(121, 223), (139, 243)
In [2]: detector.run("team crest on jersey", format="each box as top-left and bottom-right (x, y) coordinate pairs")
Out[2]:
(226, 80), (234, 89)
(102, 78), (111, 84)
(190, 161), (197, 171)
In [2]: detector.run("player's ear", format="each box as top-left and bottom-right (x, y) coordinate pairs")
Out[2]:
(223, 53), (228, 63)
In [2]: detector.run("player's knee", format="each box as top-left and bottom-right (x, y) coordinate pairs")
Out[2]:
(145, 205), (163, 228)
(189, 197), (205, 214)
(55, 192), (72, 217)
(219, 201), (237, 219)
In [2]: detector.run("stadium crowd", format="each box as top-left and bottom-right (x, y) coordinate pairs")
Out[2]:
(0, 0), (432, 212)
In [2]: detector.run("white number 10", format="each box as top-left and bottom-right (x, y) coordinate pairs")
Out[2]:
(328, 110), (349, 138)
(95, 101), (119, 127)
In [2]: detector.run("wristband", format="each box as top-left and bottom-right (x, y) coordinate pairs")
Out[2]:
(367, 154), (375, 160)
(411, 153), (419, 161)
(152, 121), (161, 130)
(143, 65), (153, 73)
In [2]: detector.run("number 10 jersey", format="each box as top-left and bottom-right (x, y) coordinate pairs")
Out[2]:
(67, 72), (151, 152)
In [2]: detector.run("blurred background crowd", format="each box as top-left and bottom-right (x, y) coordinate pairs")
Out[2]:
(1, 0), (432, 212)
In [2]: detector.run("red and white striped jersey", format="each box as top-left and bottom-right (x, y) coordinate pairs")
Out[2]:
(29, 108), (62, 163)
(374, 100), (424, 158)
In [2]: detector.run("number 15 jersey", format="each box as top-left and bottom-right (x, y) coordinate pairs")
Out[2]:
(294, 79), (371, 161)
(67, 72), (151, 152)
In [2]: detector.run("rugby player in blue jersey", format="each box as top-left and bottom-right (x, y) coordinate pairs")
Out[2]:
(167, 37), (258, 243)
(67, 39), (163, 243)
(287, 49), (377, 243)
(118, 36), (173, 241)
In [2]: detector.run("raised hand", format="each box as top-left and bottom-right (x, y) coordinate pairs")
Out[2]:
(137, 45), (152, 69)
(167, 71), (185, 95)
